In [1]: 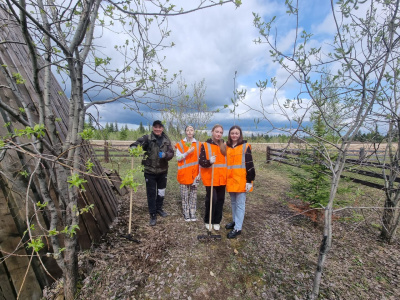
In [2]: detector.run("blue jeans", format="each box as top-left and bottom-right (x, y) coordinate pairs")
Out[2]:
(229, 192), (246, 230)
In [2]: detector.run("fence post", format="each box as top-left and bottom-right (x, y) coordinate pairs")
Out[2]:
(266, 146), (271, 163)
(359, 147), (365, 161)
(104, 141), (109, 163)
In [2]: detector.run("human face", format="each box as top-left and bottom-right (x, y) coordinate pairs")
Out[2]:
(212, 126), (223, 141)
(230, 128), (240, 145)
(185, 127), (194, 139)
(152, 124), (164, 136)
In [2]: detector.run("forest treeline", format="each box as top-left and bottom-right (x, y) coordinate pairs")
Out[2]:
(88, 120), (389, 144)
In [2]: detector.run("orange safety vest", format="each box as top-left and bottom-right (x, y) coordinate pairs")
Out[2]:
(175, 139), (200, 185)
(200, 142), (227, 187)
(226, 143), (253, 193)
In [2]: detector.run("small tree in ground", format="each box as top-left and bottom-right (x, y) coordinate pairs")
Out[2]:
(289, 113), (331, 209)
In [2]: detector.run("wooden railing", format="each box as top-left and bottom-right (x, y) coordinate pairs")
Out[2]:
(266, 146), (396, 190)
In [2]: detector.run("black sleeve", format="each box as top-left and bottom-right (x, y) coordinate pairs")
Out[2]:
(130, 135), (149, 150)
(199, 144), (212, 168)
(245, 146), (255, 183)
(164, 141), (175, 161)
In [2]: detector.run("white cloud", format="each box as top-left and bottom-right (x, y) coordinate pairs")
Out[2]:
(86, 0), (335, 133)
(160, 0), (272, 105)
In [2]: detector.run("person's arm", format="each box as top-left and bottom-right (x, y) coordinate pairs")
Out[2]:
(176, 146), (195, 161)
(245, 146), (255, 183)
(130, 135), (148, 150)
(164, 141), (175, 161)
(176, 147), (185, 161)
(199, 144), (212, 168)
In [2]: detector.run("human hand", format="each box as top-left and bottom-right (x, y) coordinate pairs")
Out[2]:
(209, 155), (216, 164)
(192, 175), (200, 186)
(245, 183), (252, 192)
(159, 152), (166, 158)
(186, 146), (195, 154)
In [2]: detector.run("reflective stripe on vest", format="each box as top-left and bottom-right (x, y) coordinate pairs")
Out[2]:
(206, 143), (227, 168)
(176, 140), (200, 184)
(200, 142), (227, 186)
(227, 143), (246, 170)
(177, 141), (200, 170)
(226, 143), (250, 193)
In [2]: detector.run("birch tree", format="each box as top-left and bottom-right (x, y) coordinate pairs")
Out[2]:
(249, 0), (400, 298)
(0, 0), (239, 299)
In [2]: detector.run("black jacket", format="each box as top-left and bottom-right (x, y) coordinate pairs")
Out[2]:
(130, 132), (174, 174)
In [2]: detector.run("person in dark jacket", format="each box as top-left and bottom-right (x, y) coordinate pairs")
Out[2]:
(130, 120), (174, 226)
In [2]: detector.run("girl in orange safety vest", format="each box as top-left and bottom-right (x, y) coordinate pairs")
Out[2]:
(199, 124), (227, 231)
(225, 125), (255, 239)
(175, 125), (201, 221)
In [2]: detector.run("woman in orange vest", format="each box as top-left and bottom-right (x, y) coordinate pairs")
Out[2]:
(175, 125), (201, 221)
(199, 124), (227, 231)
(225, 125), (255, 239)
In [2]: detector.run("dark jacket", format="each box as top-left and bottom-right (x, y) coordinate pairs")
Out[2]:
(130, 132), (174, 174)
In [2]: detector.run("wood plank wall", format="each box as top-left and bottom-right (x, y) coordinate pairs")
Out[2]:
(0, 6), (118, 299)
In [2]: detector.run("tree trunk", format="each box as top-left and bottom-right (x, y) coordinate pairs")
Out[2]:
(311, 202), (333, 299)
(310, 154), (344, 299)
(63, 238), (78, 300)
(380, 198), (397, 243)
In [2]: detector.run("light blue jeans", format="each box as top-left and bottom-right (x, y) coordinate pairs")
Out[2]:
(229, 192), (246, 231)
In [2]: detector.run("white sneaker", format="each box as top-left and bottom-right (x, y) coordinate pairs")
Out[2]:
(184, 218), (191, 222)
(213, 224), (220, 231)
(205, 223), (210, 230)
(190, 218), (197, 222)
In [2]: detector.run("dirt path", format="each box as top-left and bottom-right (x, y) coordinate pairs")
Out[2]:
(72, 156), (400, 299)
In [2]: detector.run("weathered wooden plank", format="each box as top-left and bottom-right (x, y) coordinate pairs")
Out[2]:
(105, 169), (129, 196)
(0, 188), (42, 300)
(0, 250), (17, 300)
(0, 7), (120, 296)
(81, 143), (118, 218)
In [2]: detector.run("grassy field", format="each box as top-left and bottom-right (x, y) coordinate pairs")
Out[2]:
(70, 149), (400, 300)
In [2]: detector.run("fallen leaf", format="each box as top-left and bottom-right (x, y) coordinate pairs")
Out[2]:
(210, 271), (215, 277)
(234, 249), (239, 255)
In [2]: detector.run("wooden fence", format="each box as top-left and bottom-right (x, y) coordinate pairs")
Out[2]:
(266, 146), (395, 190)
(0, 7), (121, 300)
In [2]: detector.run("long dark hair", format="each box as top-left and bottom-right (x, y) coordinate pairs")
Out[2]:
(227, 125), (243, 147)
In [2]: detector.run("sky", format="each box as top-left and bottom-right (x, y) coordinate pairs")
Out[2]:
(87, 0), (334, 135)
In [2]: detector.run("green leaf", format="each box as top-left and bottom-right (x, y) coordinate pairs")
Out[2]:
(67, 174), (88, 191)
(129, 145), (144, 157)
(86, 159), (94, 173)
(27, 237), (44, 252)
(12, 72), (26, 84)
(36, 201), (48, 209)
(79, 128), (94, 140)
(49, 229), (59, 236)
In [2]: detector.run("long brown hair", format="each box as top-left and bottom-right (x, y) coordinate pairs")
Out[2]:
(211, 124), (226, 155)
(211, 124), (223, 132)
(227, 125), (243, 147)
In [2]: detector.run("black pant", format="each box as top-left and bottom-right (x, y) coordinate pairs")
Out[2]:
(144, 172), (168, 215)
(204, 185), (225, 224)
